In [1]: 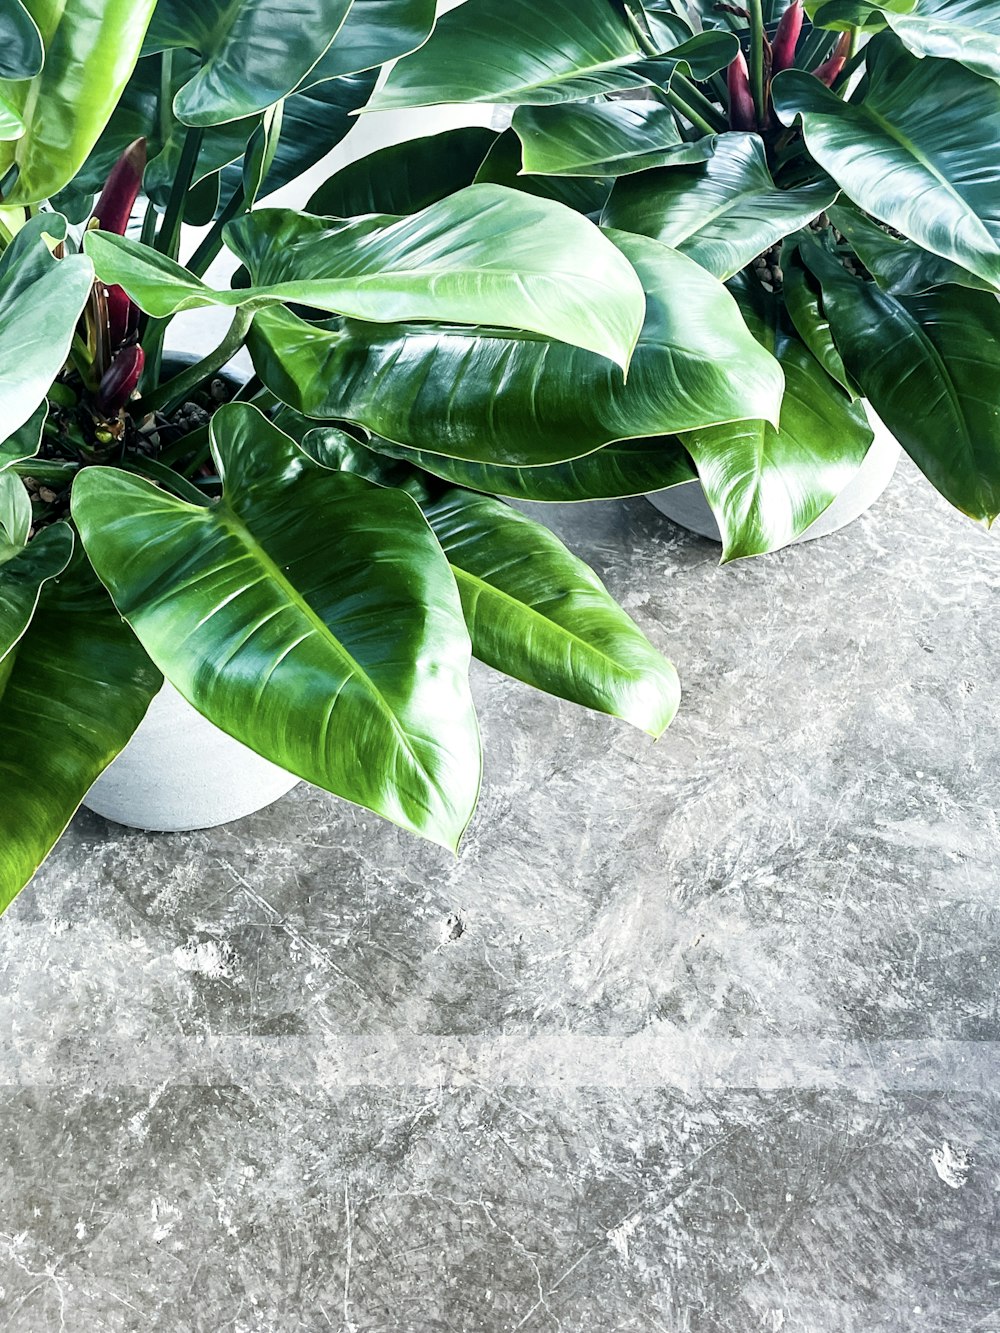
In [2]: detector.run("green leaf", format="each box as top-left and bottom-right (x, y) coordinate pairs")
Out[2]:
(0, 549), (162, 914)
(247, 228), (784, 466)
(0, 401), (46, 472)
(422, 489), (680, 736)
(514, 101), (717, 177)
(307, 127), (498, 217)
(677, 278), (874, 560)
(294, 0), (437, 85)
(603, 133), (837, 280)
(881, 0), (1000, 83)
(828, 202), (991, 296)
(0, 521), (73, 659)
(0, 471), (30, 547)
(474, 130), (612, 216)
(0, 0), (43, 79)
(782, 249), (858, 395)
(772, 35), (1000, 290)
(0, 0), (157, 205)
(800, 235), (1000, 521)
(71, 405), (482, 851)
(85, 187), (647, 370)
(0, 216), (94, 445)
(143, 0), (353, 126)
(370, 435), (698, 502)
(371, 0), (735, 109)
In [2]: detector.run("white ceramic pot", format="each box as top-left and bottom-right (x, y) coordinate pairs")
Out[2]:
(83, 682), (300, 832)
(646, 404), (902, 545)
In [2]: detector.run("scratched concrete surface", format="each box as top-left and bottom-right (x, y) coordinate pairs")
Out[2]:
(1, 458), (998, 1332)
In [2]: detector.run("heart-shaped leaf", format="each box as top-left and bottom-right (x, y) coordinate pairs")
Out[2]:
(143, 0), (353, 126)
(0, 548), (161, 914)
(423, 490), (680, 735)
(603, 133), (837, 280)
(801, 233), (1000, 521)
(880, 0), (1000, 83)
(772, 35), (1000, 290)
(72, 405), (482, 851)
(247, 229), (784, 466)
(85, 186), (647, 370)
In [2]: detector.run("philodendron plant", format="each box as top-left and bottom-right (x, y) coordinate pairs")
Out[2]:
(0, 0), (794, 912)
(349, 0), (1000, 561)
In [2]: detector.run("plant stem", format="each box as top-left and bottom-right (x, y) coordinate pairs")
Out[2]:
(670, 74), (728, 132)
(833, 42), (867, 91)
(13, 460), (79, 483)
(155, 125), (204, 261)
(747, 0), (767, 124)
(143, 307), (255, 417)
(664, 86), (718, 137)
(123, 455), (211, 506)
(187, 184), (246, 279)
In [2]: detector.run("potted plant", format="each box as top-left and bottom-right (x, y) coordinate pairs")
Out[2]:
(352, 0), (1000, 561)
(0, 0), (790, 912)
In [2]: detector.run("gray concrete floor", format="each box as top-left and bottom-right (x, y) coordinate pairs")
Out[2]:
(1, 459), (998, 1331)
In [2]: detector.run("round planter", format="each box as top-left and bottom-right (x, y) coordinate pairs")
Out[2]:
(83, 682), (300, 832)
(646, 404), (902, 544)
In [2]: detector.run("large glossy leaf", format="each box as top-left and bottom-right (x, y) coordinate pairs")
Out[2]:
(0, 402), (46, 472)
(0, 521), (73, 660)
(604, 134), (837, 280)
(677, 278), (873, 560)
(514, 102), (717, 178)
(0, 216), (94, 445)
(143, 0), (353, 126)
(296, 0), (437, 85)
(423, 490), (680, 735)
(247, 229), (784, 466)
(0, 0), (43, 79)
(371, 434), (698, 502)
(782, 249), (857, 395)
(881, 0), (1000, 82)
(307, 127), (498, 217)
(371, 0), (736, 109)
(828, 203), (991, 296)
(0, 550), (162, 914)
(0, 0), (156, 205)
(474, 130), (612, 216)
(772, 36), (1000, 290)
(72, 405), (481, 850)
(86, 187), (647, 370)
(800, 235), (1000, 521)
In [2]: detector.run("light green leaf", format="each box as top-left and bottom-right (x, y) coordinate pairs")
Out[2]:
(474, 130), (612, 216)
(883, 0), (1000, 83)
(782, 250), (858, 395)
(0, 471), (30, 547)
(677, 277), (873, 560)
(0, 401), (46, 472)
(772, 35), (1000, 290)
(0, 0), (157, 205)
(800, 234), (1000, 521)
(603, 133), (837, 280)
(423, 490), (680, 736)
(72, 404), (482, 851)
(247, 229), (784, 466)
(85, 186), (647, 370)
(0, 521), (73, 659)
(0, 549), (161, 914)
(514, 101), (717, 177)
(0, 216), (94, 446)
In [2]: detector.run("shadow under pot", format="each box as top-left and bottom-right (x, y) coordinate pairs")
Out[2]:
(83, 354), (300, 832)
(646, 403), (901, 545)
